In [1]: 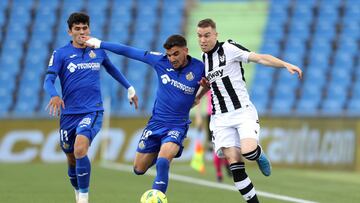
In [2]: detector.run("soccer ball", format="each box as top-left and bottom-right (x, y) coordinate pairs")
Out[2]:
(140, 189), (168, 203)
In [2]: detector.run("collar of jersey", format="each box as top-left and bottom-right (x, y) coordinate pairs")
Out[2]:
(205, 41), (220, 55)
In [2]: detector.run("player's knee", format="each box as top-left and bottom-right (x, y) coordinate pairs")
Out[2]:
(242, 145), (261, 161)
(74, 146), (87, 159)
(133, 167), (146, 175)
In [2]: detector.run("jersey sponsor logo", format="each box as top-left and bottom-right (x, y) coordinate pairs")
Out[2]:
(207, 69), (224, 81)
(89, 50), (96, 58)
(186, 72), (194, 81)
(166, 68), (175, 72)
(66, 62), (101, 73)
(161, 74), (171, 84)
(69, 54), (77, 58)
(161, 74), (196, 95)
(67, 62), (77, 73)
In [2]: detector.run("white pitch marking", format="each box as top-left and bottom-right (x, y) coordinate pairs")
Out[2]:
(101, 162), (319, 203)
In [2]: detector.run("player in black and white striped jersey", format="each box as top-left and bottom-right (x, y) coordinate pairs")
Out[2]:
(195, 18), (302, 203)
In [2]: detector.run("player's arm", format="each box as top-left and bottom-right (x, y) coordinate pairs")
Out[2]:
(248, 52), (303, 79)
(43, 51), (65, 116)
(193, 84), (210, 108)
(102, 56), (139, 109)
(85, 37), (159, 66)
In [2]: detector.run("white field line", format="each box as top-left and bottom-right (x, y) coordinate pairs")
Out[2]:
(100, 162), (319, 203)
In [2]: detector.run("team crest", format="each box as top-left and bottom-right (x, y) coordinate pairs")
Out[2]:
(138, 141), (146, 149)
(62, 143), (70, 150)
(186, 72), (194, 81)
(89, 50), (96, 58)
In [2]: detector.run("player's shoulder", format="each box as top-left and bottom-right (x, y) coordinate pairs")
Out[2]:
(225, 39), (250, 52)
(190, 56), (204, 67)
(53, 42), (72, 56)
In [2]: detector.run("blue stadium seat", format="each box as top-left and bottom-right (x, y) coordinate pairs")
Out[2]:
(330, 68), (352, 88)
(321, 98), (345, 115)
(347, 98), (360, 116)
(308, 52), (330, 67)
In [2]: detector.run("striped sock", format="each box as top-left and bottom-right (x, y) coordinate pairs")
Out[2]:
(230, 162), (259, 203)
(242, 145), (261, 161)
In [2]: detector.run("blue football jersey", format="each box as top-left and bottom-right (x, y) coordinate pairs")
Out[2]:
(101, 42), (205, 125)
(44, 41), (131, 115)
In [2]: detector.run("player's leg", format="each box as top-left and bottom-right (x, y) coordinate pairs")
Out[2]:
(74, 135), (90, 203)
(65, 153), (79, 202)
(211, 116), (259, 203)
(74, 111), (103, 203)
(133, 152), (158, 175)
(240, 138), (271, 176)
(213, 152), (223, 182)
(222, 147), (259, 203)
(153, 142), (179, 193)
(133, 122), (161, 175)
(59, 115), (79, 202)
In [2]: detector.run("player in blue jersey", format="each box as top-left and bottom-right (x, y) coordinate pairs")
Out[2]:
(85, 35), (205, 194)
(43, 12), (138, 203)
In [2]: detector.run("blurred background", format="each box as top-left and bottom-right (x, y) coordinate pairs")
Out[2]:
(0, 0), (359, 202)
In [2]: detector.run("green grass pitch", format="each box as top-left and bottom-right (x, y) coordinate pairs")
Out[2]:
(1, 162), (359, 203)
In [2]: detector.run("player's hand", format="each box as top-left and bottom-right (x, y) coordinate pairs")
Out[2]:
(85, 36), (102, 49)
(198, 77), (210, 88)
(46, 96), (65, 117)
(285, 63), (302, 79)
(130, 95), (139, 109)
(127, 86), (138, 109)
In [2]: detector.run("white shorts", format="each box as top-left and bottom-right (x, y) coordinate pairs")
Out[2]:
(209, 103), (260, 157)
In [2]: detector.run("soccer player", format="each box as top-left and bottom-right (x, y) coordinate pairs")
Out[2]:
(43, 12), (138, 203)
(195, 18), (302, 202)
(85, 35), (205, 194)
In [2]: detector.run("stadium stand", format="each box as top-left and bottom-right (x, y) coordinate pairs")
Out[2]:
(0, 0), (358, 118)
(0, 0), (187, 118)
(252, 0), (360, 116)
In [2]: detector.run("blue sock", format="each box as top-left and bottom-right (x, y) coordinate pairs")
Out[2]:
(152, 157), (170, 193)
(76, 156), (91, 193)
(68, 166), (79, 190)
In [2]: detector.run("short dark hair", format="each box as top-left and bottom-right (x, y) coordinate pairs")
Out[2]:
(67, 12), (90, 30)
(197, 18), (216, 29)
(163, 34), (187, 49)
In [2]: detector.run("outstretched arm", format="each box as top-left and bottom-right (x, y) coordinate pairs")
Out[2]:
(248, 52), (303, 79)
(85, 37), (157, 65)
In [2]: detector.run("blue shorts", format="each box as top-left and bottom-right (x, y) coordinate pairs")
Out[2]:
(137, 120), (189, 158)
(59, 111), (103, 153)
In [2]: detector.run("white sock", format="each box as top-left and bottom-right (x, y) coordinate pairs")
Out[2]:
(79, 192), (88, 199)
(75, 189), (79, 201)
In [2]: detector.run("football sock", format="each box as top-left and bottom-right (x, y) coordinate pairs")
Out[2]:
(230, 162), (259, 203)
(213, 152), (223, 179)
(68, 165), (79, 190)
(242, 145), (261, 161)
(76, 156), (91, 193)
(152, 157), (170, 193)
